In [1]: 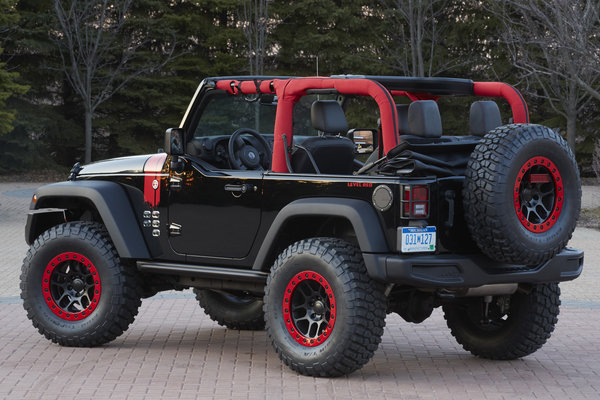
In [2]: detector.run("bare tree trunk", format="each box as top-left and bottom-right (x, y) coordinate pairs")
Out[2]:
(53, 0), (176, 164)
(416, 0), (425, 77)
(408, 0), (418, 76)
(379, 0), (455, 77)
(84, 108), (92, 163)
(492, 0), (599, 156)
(566, 109), (577, 151)
(241, 0), (269, 75)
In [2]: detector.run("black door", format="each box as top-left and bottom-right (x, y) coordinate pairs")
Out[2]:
(167, 164), (263, 259)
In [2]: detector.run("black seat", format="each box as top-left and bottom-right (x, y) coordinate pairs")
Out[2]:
(291, 100), (355, 175)
(365, 102), (435, 163)
(397, 104), (410, 134)
(470, 101), (502, 136)
(407, 100), (443, 138)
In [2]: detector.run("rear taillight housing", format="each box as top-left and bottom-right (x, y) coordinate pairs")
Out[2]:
(402, 185), (429, 218)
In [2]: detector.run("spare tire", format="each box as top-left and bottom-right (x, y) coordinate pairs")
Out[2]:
(463, 124), (580, 265)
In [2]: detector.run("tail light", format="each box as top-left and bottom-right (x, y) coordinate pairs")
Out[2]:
(402, 185), (429, 218)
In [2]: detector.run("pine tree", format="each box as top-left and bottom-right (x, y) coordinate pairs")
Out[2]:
(272, 0), (380, 76)
(0, 0), (28, 136)
(97, 0), (247, 157)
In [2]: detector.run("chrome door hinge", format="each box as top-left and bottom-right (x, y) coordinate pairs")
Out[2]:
(169, 223), (182, 236)
(169, 176), (182, 190)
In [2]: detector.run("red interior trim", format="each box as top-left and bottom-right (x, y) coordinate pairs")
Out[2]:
(390, 91), (440, 101)
(473, 82), (530, 123)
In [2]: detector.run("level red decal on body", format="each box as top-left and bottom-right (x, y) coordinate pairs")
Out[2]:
(347, 182), (373, 188)
(143, 153), (167, 207)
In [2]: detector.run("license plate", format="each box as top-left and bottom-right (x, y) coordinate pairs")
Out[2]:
(400, 226), (436, 253)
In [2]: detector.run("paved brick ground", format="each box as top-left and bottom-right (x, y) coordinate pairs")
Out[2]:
(1, 183), (599, 399)
(0, 183), (42, 299)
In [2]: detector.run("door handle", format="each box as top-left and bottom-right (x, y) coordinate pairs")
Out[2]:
(224, 184), (257, 194)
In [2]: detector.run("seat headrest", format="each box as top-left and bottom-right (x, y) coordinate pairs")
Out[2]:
(407, 100), (442, 138)
(311, 100), (348, 134)
(396, 104), (410, 134)
(470, 101), (502, 136)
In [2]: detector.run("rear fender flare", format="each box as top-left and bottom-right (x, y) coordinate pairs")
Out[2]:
(253, 197), (389, 271)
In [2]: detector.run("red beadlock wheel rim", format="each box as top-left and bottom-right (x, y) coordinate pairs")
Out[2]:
(283, 271), (336, 347)
(513, 156), (564, 233)
(42, 252), (102, 321)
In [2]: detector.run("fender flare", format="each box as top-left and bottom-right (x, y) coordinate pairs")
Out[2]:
(253, 197), (389, 271)
(26, 181), (150, 259)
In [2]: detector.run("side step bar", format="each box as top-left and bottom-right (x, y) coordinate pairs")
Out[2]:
(137, 261), (268, 282)
(137, 262), (268, 294)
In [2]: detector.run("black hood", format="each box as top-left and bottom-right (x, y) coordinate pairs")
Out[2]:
(77, 154), (153, 177)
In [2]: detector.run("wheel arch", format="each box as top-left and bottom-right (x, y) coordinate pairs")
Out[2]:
(26, 181), (150, 259)
(252, 197), (389, 272)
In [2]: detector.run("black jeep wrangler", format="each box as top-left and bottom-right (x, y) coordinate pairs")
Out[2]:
(21, 75), (583, 377)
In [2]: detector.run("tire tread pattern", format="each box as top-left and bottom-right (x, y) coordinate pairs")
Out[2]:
(443, 283), (560, 359)
(20, 222), (142, 347)
(463, 124), (580, 264)
(265, 238), (386, 377)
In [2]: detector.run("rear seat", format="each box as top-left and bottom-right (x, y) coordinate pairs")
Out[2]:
(470, 100), (502, 136)
(391, 100), (479, 176)
(407, 100), (443, 138)
(397, 104), (410, 135)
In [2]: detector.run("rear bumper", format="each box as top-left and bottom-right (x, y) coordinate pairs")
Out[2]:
(363, 247), (584, 288)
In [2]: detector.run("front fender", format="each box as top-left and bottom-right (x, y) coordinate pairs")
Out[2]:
(26, 181), (150, 259)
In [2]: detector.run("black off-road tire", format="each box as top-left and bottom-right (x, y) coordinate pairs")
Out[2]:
(264, 238), (386, 377)
(20, 222), (142, 347)
(443, 283), (560, 359)
(193, 289), (265, 330)
(463, 124), (580, 265)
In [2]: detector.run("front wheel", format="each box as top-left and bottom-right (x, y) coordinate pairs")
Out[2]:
(443, 283), (560, 359)
(264, 238), (386, 377)
(20, 222), (142, 347)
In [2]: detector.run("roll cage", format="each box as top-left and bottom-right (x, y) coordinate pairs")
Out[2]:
(182, 75), (530, 173)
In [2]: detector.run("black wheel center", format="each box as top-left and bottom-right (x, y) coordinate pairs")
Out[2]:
(312, 300), (325, 314)
(72, 278), (85, 292)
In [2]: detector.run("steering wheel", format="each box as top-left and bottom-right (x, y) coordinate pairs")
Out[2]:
(228, 128), (272, 170)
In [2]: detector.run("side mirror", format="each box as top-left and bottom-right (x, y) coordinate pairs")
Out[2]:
(164, 128), (184, 156)
(348, 129), (376, 154)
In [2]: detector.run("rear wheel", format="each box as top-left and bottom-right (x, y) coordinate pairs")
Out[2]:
(193, 289), (265, 330)
(20, 222), (141, 347)
(264, 238), (386, 377)
(463, 124), (580, 265)
(443, 283), (560, 359)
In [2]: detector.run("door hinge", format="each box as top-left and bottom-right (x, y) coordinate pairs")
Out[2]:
(169, 176), (182, 190)
(169, 223), (182, 236)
